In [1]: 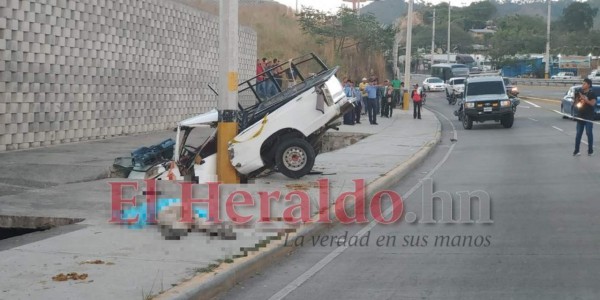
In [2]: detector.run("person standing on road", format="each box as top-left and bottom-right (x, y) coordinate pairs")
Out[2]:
(573, 78), (597, 156)
(365, 80), (379, 125)
(391, 77), (402, 108)
(380, 80), (393, 118)
(343, 80), (358, 125)
(412, 84), (423, 119)
(359, 77), (369, 115)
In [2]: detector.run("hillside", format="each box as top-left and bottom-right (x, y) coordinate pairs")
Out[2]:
(360, 0), (406, 25)
(176, 0), (389, 81)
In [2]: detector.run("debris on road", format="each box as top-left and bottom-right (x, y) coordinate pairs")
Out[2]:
(52, 272), (88, 281)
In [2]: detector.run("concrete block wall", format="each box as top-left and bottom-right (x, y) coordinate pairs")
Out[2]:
(0, 0), (257, 151)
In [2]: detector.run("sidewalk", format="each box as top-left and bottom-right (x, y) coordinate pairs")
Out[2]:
(0, 108), (440, 300)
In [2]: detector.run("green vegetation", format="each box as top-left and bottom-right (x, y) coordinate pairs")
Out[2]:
(186, 1), (390, 80)
(185, 0), (600, 76)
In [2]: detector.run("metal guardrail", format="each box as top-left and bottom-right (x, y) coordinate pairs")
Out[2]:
(510, 78), (582, 87)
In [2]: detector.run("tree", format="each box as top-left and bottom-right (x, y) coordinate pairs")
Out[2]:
(560, 2), (598, 33)
(488, 15), (546, 66)
(296, 7), (395, 57)
(457, 1), (497, 30)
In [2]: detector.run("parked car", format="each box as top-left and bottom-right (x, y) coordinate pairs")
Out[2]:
(551, 72), (577, 79)
(422, 77), (445, 92)
(445, 77), (466, 104)
(560, 85), (600, 119)
(118, 53), (355, 182)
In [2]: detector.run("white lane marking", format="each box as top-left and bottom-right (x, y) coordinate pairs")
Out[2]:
(524, 100), (541, 108)
(268, 108), (457, 300)
(528, 117), (538, 122)
(552, 110), (600, 125)
(552, 126), (564, 132)
(520, 106), (531, 109)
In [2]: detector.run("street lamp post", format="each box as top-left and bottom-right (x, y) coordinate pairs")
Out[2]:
(544, 0), (551, 79)
(403, 0), (414, 111)
(447, 2), (451, 63)
(431, 8), (436, 64)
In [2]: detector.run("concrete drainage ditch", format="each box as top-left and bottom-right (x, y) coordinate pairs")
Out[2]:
(0, 215), (84, 241)
(318, 131), (370, 153)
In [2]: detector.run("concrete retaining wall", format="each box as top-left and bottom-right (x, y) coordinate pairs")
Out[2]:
(0, 0), (257, 151)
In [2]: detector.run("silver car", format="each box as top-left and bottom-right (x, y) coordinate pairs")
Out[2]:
(560, 85), (600, 119)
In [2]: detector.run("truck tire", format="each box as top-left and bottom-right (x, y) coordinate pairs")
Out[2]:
(462, 113), (473, 130)
(275, 138), (315, 179)
(502, 113), (514, 128)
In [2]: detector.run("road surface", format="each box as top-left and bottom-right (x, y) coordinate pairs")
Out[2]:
(217, 84), (600, 300)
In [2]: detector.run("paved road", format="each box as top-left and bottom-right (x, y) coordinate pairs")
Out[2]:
(518, 84), (567, 101)
(217, 88), (600, 299)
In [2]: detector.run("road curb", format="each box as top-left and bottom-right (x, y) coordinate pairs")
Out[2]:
(156, 114), (443, 300)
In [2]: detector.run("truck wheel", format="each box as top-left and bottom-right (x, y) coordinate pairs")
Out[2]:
(462, 113), (473, 130)
(275, 138), (315, 179)
(502, 114), (514, 128)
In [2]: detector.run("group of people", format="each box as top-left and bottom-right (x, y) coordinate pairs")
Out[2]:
(342, 77), (426, 125)
(256, 57), (285, 99)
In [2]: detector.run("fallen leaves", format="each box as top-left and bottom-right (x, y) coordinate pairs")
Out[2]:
(52, 272), (88, 282)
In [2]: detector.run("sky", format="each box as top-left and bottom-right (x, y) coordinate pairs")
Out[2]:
(272, 0), (476, 13)
(272, 0), (372, 13)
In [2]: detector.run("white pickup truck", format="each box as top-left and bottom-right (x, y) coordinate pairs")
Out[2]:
(120, 53), (354, 182)
(445, 77), (466, 104)
(551, 72), (577, 79)
(589, 70), (600, 81)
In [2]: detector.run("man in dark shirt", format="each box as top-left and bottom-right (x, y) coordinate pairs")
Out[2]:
(573, 78), (597, 156)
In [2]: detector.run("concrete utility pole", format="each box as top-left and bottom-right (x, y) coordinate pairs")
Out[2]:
(431, 8), (436, 64)
(545, 0), (551, 79)
(403, 0), (414, 111)
(217, 0), (240, 183)
(447, 1), (451, 63)
(393, 37), (400, 79)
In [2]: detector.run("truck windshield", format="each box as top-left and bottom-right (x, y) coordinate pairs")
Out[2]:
(467, 81), (505, 96)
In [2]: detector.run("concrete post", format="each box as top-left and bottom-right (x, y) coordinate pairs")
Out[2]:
(217, 0), (240, 184)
